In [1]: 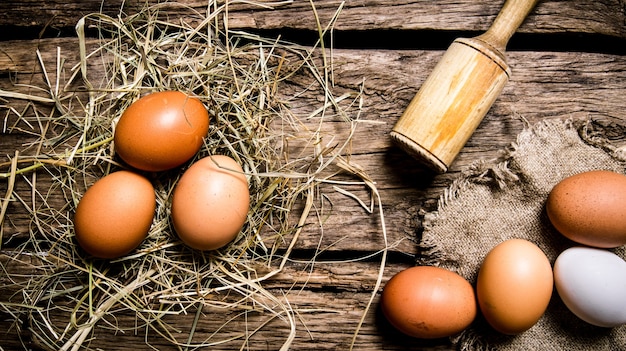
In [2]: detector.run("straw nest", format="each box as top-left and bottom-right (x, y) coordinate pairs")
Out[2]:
(0, 2), (387, 350)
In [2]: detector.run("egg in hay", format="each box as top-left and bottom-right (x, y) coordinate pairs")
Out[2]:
(171, 155), (250, 251)
(74, 171), (156, 259)
(546, 170), (626, 248)
(381, 266), (477, 339)
(114, 90), (210, 172)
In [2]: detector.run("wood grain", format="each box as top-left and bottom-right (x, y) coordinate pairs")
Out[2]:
(1, 1), (625, 350)
(2, 38), (625, 254)
(0, 252), (434, 350)
(0, 0), (625, 38)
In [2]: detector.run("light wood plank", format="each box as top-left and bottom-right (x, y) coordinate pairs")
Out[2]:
(2, 38), (626, 254)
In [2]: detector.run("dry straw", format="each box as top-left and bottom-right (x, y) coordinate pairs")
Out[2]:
(0, 1), (388, 350)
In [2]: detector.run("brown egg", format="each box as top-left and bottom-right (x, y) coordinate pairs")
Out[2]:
(381, 266), (477, 339)
(171, 155), (250, 251)
(74, 171), (156, 259)
(546, 170), (626, 248)
(114, 91), (210, 172)
(476, 239), (553, 334)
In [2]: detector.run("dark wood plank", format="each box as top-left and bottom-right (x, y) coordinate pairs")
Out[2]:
(0, 252), (445, 350)
(0, 0), (624, 38)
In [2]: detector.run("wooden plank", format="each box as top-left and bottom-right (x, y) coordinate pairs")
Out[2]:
(2, 37), (626, 254)
(1, 6), (625, 346)
(226, 0), (626, 38)
(21, 288), (452, 350)
(0, 253), (407, 297)
(0, 252), (438, 350)
(0, 1), (624, 351)
(0, 0), (624, 38)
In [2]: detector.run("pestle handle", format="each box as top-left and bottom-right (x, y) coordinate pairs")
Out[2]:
(477, 0), (539, 53)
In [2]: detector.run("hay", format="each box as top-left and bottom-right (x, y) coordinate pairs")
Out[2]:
(0, 2), (388, 350)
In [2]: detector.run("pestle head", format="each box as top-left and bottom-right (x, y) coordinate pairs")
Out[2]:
(391, 38), (511, 173)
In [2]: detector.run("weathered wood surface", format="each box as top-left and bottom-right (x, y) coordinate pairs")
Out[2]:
(1, 0), (625, 350)
(1, 0), (625, 38)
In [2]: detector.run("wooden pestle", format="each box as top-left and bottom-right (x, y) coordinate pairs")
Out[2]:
(390, 0), (539, 173)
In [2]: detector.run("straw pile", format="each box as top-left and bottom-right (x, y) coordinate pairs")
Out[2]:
(0, 2), (387, 350)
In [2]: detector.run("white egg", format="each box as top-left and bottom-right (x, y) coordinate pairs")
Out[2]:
(554, 246), (626, 327)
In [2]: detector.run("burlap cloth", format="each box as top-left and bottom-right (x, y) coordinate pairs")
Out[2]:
(417, 118), (626, 350)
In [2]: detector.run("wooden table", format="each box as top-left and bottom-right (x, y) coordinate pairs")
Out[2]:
(1, 1), (625, 350)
